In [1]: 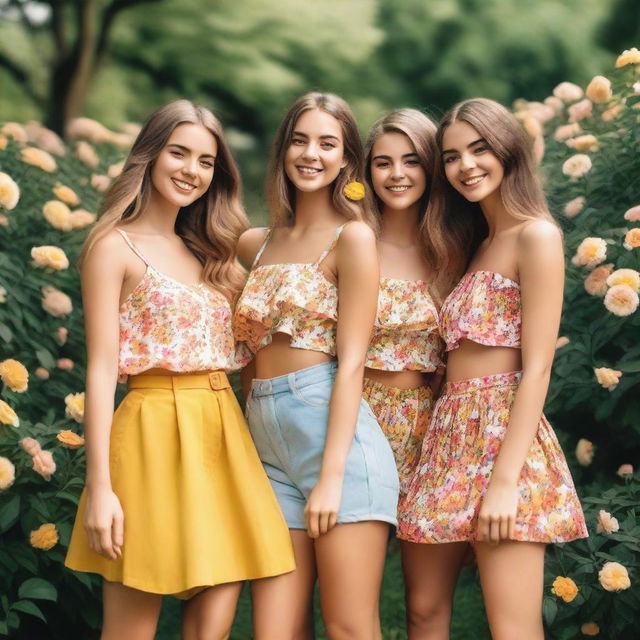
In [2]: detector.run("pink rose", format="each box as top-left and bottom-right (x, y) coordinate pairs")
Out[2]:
(568, 99), (593, 123)
(617, 464), (633, 477)
(34, 367), (50, 380)
(55, 327), (68, 345)
(32, 450), (56, 481)
(56, 358), (74, 371)
(624, 205), (640, 222)
(20, 437), (42, 456)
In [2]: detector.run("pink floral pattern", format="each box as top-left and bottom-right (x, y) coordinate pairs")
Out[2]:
(441, 270), (521, 351)
(366, 278), (444, 372)
(398, 372), (588, 544)
(119, 267), (237, 377)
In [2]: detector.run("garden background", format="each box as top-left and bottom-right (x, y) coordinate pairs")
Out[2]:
(0, 0), (639, 638)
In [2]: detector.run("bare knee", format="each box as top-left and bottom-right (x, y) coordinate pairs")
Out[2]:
(323, 619), (375, 640)
(406, 593), (453, 636)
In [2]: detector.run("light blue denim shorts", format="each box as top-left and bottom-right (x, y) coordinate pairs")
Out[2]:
(246, 361), (399, 529)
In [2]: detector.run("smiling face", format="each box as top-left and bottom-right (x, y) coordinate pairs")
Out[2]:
(370, 132), (426, 213)
(284, 108), (346, 193)
(150, 122), (217, 209)
(441, 120), (504, 204)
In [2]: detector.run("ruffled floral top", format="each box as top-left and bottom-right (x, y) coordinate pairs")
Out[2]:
(366, 278), (444, 372)
(116, 230), (238, 378)
(234, 225), (345, 357)
(441, 270), (521, 351)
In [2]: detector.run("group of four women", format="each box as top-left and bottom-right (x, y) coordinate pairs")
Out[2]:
(64, 92), (588, 640)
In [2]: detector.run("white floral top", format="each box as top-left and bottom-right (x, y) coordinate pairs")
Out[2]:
(116, 230), (238, 378)
(366, 278), (444, 372)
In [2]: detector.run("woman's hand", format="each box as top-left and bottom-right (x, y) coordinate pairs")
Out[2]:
(84, 486), (124, 560)
(304, 474), (343, 539)
(476, 478), (519, 544)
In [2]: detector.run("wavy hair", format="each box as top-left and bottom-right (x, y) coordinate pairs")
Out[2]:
(364, 108), (437, 240)
(266, 92), (373, 227)
(424, 98), (555, 295)
(80, 99), (249, 302)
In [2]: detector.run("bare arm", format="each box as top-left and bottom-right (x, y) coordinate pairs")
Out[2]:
(304, 222), (380, 538)
(81, 232), (128, 559)
(477, 220), (564, 543)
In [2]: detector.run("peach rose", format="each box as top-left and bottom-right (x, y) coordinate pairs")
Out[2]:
(553, 82), (583, 103)
(65, 392), (85, 423)
(544, 96), (564, 114)
(32, 450), (56, 481)
(56, 430), (85, 449)
(42, 200), (72, 231)
(24, 121), (65, 156)
(31, 246), (69, 270)
(52, 185), (80, 206)
(69, 208), (97, 229)
(108, 161), (124, 178)
(0, 456), (15, 490)
(568, 99), (593, 123)
(566, 134), (599, 152)
(584, 264), (614, 296)
(1, 122), (28, 143)
(30, 523), (58, 550)
(556, 336), (570, 349)
(91, 174), (111, 192)
(596, 510), (619, 534)
(75, 141), (100, 168)
(602, 104), (623, 121)
(607, 268), (640, 292)
(586, 75), (612, 104)
(35, 367), (49, 380)
(551, 576), (579, 602)
(576, 439), (594, 466)
(0, 135), (6, 150)
(521, 115), (542, 138)
(20, 436), (41, 456)
(56, 326), (68, 345)
(624, 205), (640, 222)
(564, 196), (586, 218)
(67, 117), (113, 143)
(623, 228), (640, 250)
(0, 286), (5, 303)
(21, 147), (57, 172)
(615, 47), (640, 67)
(581, 622), (600, 636)
(571, 237), (606, 267)
(0, 214), (8, 226)
(42, 286), (73, 317)
(56, 358), (74, 371)
(563, 154), (593, 179)
(604, 284), (639, 316)
(554, 122), (582, 141)
(594, 367), (622, 391)
(617, 464), (633, 477)
(598, 562), (631, 591)
(0, 400), (19, 427)
(0, 172), (20, 210)
(0, 359), (28, 392)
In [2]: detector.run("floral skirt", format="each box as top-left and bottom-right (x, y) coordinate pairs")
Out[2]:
(363, 378), (434, 499)
(397, 372), (588, 544)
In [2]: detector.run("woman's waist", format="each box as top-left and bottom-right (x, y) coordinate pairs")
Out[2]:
(253, 333), (335, 379)
(445, 340), (522, 384)
(364, 367), (431, 390)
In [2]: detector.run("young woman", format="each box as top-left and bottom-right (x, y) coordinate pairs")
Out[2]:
(234, 92), (399, 639)
(65, 100), (294, 640)
(398, 98), (587, 640)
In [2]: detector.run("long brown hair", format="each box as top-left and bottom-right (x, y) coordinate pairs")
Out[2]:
(266, 92), (373, 227)
(364, 108), (438, 240)
(80, 100), (249, 302)
(425, 97), (555, 295)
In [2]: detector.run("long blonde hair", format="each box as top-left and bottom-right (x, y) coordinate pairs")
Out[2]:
(364, 108), (438, 240)
(424, 98), (556, 295)
(81, 100), (249, 302)
(266, 92), (373, 227)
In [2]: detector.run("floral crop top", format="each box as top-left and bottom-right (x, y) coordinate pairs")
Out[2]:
(366, 278), (444, 372)
(233, 225), (346, 357)
(440, 270), (521, 351)
(116, 230), (237, 378)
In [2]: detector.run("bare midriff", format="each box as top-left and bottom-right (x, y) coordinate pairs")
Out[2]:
(446, 339), (522, 383)
(253, 332), (334, 379)
(364, 367), (431, 390)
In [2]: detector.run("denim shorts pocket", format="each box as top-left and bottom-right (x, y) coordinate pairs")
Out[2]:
(291, 378), (332, 407)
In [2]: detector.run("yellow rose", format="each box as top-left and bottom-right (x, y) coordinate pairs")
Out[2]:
(41, 286), (73, 317)
(585, 76), (612, 104)
(75, 141), (100, 168)
(581, 622), (600, 636)
(598, 562), (631, 591)
(31, 245), (69, 270)
(42, 200), (72, 231)
(615, 47), (640, 67)
(571, 237), (606, 268)
(563, 154), (593, 180)
(69, 209), (96, 229)
(343, 181), (365, 201)
(576, 439), (594, 466)
(596, 510), (619, 535)
(0, 399), (19, 427)
(584, 264), (614, 296)
(604, 284), (639, 317)
(0, 359), (29, 393)
(607, 268), (640, 292)
(566, 135), (599, 152)
(52, 185), (80, 206)
(30, 523), (59, 550)
(0, 172), (20, 210)
(623, 228), (640, 250)
(564, 196), (586, 218)
(21, 146), (57, 172)
(553, 82), (583, 103)
(65, 392), (85, 423)
(551, 576), (579, 602)
(594, 367), (622, 391)
(0, 456), (16, 490)
(56, 429), (85, 449)
(1, 122), (28, 143)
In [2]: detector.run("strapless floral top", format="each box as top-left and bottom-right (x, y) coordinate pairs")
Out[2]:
(116, 230), (238, 378)
(366, 278), (444, 372)
(440, 270), (521, 351)
(234, 225), (346, 357)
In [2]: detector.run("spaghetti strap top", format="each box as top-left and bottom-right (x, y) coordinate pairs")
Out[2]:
(116, 229), (239, 377)
(233, 224), (346, 357)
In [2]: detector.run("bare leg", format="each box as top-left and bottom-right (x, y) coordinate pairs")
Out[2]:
(315, 521), (389, 640)
(181, 582), (243, 640)
(252, 529), (317, 640)
(102, 581), (163, 640)
(402, 541), (468, 640)
(475, 541), (545, 640)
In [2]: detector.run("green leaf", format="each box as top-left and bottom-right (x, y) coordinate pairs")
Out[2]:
(35, 348), (56, 370)
(0, 495), (20, 534)
(17, 578), (57, 602)
(10, 600), (46, 623)
(543, 597), (558, 625)
(0, 323), (12, 343)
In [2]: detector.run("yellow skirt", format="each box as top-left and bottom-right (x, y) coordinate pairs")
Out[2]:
(65, 370), (295, 598)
